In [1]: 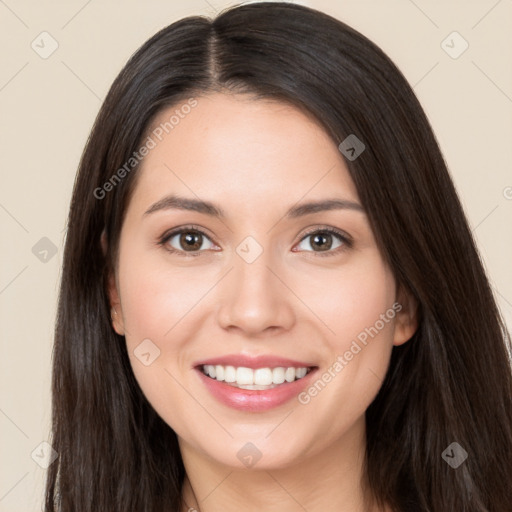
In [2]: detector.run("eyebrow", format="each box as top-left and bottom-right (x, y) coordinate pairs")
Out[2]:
(143, 194), (365, 219)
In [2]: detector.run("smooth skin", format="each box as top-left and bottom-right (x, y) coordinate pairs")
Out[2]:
(104, 93), (417, 512)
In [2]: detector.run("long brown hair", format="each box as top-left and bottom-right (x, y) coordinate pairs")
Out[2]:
(45, 2), (512, 511)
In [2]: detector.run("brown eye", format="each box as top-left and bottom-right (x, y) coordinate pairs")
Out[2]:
(308, 232), (335, 251)
(177, 232), (203, 251)
(294, 228), (351, 256)
(161, 228), (215, 255)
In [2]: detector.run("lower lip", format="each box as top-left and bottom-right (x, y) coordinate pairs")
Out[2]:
(196, 368), (317, 412)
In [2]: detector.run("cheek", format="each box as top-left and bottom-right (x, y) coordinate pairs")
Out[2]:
(117, 256), (206, 428)
(117, 246), (221, 405)
(295, 250), (396, 345)
(119, 245), (214, 344)
(295, 253), (397, 414)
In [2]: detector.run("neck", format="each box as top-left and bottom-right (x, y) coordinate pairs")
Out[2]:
(179, 415), (388, 512)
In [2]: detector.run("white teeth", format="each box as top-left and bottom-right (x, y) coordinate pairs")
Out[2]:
(273, 367), (285, 384)
(224, 365), (236, 383)
(285, 367), (296, 382)
(235, 384), (278, 390)
(202, 364), (311, 387)
(254, 368), (273, 386)
(236, 367), (254, 385)
(296, 367), (308, 379)
(215, 365), (224, 381)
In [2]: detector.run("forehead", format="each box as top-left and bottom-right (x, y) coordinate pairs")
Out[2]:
(128, 93), (360, 215)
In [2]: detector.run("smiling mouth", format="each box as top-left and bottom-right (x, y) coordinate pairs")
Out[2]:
(200, 364), (316, 390)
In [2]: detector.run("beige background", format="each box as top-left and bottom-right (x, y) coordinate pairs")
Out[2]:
(0, 0), (511, 510)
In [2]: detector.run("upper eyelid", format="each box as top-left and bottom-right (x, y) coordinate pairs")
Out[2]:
(299, 225), (351, 240)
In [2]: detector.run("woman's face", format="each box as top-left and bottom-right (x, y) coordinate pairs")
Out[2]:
(107, 92), (416, 470)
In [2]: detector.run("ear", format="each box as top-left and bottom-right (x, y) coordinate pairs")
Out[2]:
(101, 229), (125, 336)
(392, 284), (419, 346)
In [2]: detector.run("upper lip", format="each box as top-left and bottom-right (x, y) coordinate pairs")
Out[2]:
(194, 354), (317, 370)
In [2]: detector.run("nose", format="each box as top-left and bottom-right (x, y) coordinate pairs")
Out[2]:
(216, 250), (296, 337)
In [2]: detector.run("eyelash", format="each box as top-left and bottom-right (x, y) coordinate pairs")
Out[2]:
(157, 224), (353, 258)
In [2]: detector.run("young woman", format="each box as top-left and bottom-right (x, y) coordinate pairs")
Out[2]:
(45, 2), (512, 511)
